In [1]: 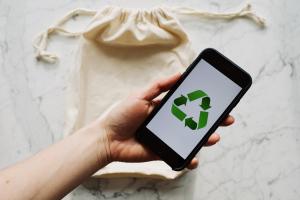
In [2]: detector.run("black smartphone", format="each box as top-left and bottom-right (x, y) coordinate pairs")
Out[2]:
(135, 48), (252, 171)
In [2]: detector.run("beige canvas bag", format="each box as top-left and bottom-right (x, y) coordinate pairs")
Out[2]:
(33, 4), (264, 180)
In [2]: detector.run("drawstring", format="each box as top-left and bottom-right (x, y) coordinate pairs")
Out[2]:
(34, 4), (265, 63)
(171, 3), (265, 28)
(33, 8), (97, 63)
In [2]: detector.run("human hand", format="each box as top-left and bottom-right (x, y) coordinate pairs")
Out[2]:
(98, 73), (234, 169)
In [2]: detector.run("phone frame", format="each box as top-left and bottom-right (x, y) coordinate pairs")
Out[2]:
(135, 48), (252, 171)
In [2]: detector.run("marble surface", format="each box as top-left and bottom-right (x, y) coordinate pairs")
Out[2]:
(1, 0), (300, 199)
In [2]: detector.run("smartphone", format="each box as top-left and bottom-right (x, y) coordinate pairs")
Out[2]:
(135, 48), (252, 171)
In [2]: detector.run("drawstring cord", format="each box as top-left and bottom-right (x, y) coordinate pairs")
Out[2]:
(33, 4), (265, 63)
(33, 8), (97, 63)
(172, 3), (265, 28)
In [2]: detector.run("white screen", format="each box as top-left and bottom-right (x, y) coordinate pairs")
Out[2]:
(146, 59), (242, 159)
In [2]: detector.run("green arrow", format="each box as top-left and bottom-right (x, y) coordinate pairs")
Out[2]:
(171, 89), (211, 131)
(185, 117), (197, 130)
(171, 104), (187, 121)
(200, 96), (211, 110)
(174, 95), (187, 106)
(198, 111), (208, 129)
(187, 90), (207, 102)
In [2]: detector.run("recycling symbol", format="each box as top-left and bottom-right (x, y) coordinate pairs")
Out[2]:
(171, 90), (211, 130)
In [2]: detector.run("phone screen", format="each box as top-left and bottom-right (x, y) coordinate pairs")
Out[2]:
(146, 59), (242, 159)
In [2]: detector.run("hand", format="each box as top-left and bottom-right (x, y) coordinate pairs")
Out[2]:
(98, 73), (234, 169)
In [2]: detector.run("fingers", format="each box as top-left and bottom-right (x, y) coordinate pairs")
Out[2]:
(220, 115), (235, 126)
(151, 97), (163, 105)
(204, 133), (220, 146)
(146, 98), (163, 114)
(187, 158), (199, 170)
(139, 73), (181, 101)
(185, 133), (221, 169)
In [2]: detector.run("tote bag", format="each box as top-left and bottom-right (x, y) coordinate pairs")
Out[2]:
(34, 4), (264, 180)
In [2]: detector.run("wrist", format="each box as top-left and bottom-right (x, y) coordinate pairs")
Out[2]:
(77, 120), (112, 168)
(98, 123), (113, 165)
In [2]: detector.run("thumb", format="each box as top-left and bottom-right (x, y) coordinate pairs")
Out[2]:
(138, 73), (181, 101)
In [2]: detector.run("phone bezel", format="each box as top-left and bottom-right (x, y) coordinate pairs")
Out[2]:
(135, 48), (252, 170)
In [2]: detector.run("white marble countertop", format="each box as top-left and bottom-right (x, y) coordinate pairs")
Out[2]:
(1, 0), (300, 199)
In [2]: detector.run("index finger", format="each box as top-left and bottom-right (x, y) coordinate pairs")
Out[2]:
(138, 73), (181, 101)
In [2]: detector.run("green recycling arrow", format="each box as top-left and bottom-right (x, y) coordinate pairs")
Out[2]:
(174, 95), (187, 106)
(185, 117), (197, 130)
(171, 90), (211, 131)
(187, 90), (207, 102)
(171, 104), (187, 121)
(198, 111), (208, 129)
(200, 96), (211, 110)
